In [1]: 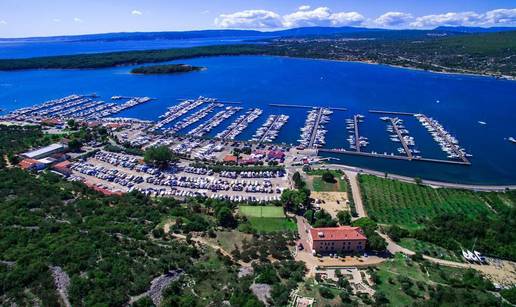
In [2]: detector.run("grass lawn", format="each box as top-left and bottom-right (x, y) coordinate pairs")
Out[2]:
(305, 169), (348, 192)
(359, 175), (496, 229)
(206, 231), (253, 253)
(247, 217), (297, 233)
(398, 238), (463, 262)
(311, 176), (347, 192)
(239, 205), (296, 233)
(239, 205), (285, 218)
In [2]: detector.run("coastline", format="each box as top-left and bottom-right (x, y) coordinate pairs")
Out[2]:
(319, 163), (516, 192)
(272, 54), (516, 81)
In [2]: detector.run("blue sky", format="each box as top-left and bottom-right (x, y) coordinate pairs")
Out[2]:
(0, 0), (515, 38)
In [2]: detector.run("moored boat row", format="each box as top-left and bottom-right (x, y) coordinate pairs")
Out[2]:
(250, 114), (289, 143)
(215, 108), (262, 140)
(187, 106), (242, 137)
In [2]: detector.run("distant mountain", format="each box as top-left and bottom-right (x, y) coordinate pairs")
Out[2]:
(3, 26), (514, 42)
(434, 26), (516, 33)
(0, 27), (388, 42)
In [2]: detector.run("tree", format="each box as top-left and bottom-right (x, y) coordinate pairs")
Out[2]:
(292, 171), (305, 189)
(144, 145), (177, 168)
(68, 139), (83, 152)
(322, 171), (336, 183)
(337, 211), (352, 225)
(216, 207), (236, 228)
(281, 189), (309, 212)
(67, 119), (78, 130)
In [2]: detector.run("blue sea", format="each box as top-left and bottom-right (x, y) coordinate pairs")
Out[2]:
(0, 54), (515, 184)
(0, 36), (262, 59)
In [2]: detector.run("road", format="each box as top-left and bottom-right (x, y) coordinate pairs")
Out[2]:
(324, 164), (516, 192)
(343, 170), (367, 218)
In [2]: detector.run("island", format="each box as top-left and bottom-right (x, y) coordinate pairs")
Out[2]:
(131, 64), (205, 74)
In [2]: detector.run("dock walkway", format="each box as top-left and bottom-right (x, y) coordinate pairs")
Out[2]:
(389, 117), (413, 159)
(308, 108), (324, 148)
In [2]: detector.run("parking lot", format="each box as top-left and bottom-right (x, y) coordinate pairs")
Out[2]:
(70, 151), (289, 202)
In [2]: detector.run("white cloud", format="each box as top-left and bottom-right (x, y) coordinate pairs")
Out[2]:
(131, 10), (143, 16)
(0, 20), (6, 25)
(283, 7), (364, 27)
(201, 10), (210, 15)
(483, 8), (516, 25)
(374, 12), (413, 27)
(215, 7), (516, 29)
(73, 17), (83, 23)
(410, 11), (482, 28)
(52, 18), (61, 23)
(330, 11), (365, 26)
(215, 10), (283, 28)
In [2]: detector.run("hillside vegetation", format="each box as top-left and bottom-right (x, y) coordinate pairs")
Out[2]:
(0, 31), (514, 77)
(359, 175), (516, 260)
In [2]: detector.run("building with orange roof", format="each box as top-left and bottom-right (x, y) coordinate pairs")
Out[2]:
(308, 226), (367, 254)
(223, 155), (238, 163)
(18, 159), (45, 171)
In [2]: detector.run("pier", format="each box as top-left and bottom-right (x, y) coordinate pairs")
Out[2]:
(308, 108), (324, 148)
(389, 117), (413, 159)
(270, 104), (347, 111)
(419, 114), (469, 164)
(216, 108), (262, 140)
(318, 149), (470, 166)
(353, 115), (361, 152)
(252, 114), (288, 144)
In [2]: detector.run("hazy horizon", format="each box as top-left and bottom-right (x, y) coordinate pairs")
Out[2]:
(0, 0), (515, 38)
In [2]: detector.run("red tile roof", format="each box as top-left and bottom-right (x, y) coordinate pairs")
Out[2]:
(310, 226), (367, 241)
(53, 160), (71, 170)
(19, 159), (40, 170)
(223, 155), (238, 162)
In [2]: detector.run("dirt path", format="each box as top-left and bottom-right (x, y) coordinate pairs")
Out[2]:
(167, 232), (249, 267)
(379, 232), (516, 286)
(343, 170), (367, 218)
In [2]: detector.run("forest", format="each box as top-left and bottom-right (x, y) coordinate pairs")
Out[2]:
(0, 31), (514, 76)
(131, 64), (204, 74)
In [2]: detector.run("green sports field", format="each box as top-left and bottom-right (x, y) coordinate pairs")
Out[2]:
(239, 206), (296, 232)
(239, 205), (285, 218)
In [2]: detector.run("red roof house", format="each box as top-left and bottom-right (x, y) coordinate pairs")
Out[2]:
(308, 226), (367, 254)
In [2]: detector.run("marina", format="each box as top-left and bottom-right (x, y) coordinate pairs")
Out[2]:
(1, 55), (513, 184)
(163, 102), (221, 134)
(415, 114), (471, 163)
(215, 108), (262, 140)
(250, 114), (289, 144)
(187, 106), (242, 138)
(150, 97), (213, 132)
(386, 117), (416, 159)
(298, 107), (332, 148)
(346, 114), (368, 152)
